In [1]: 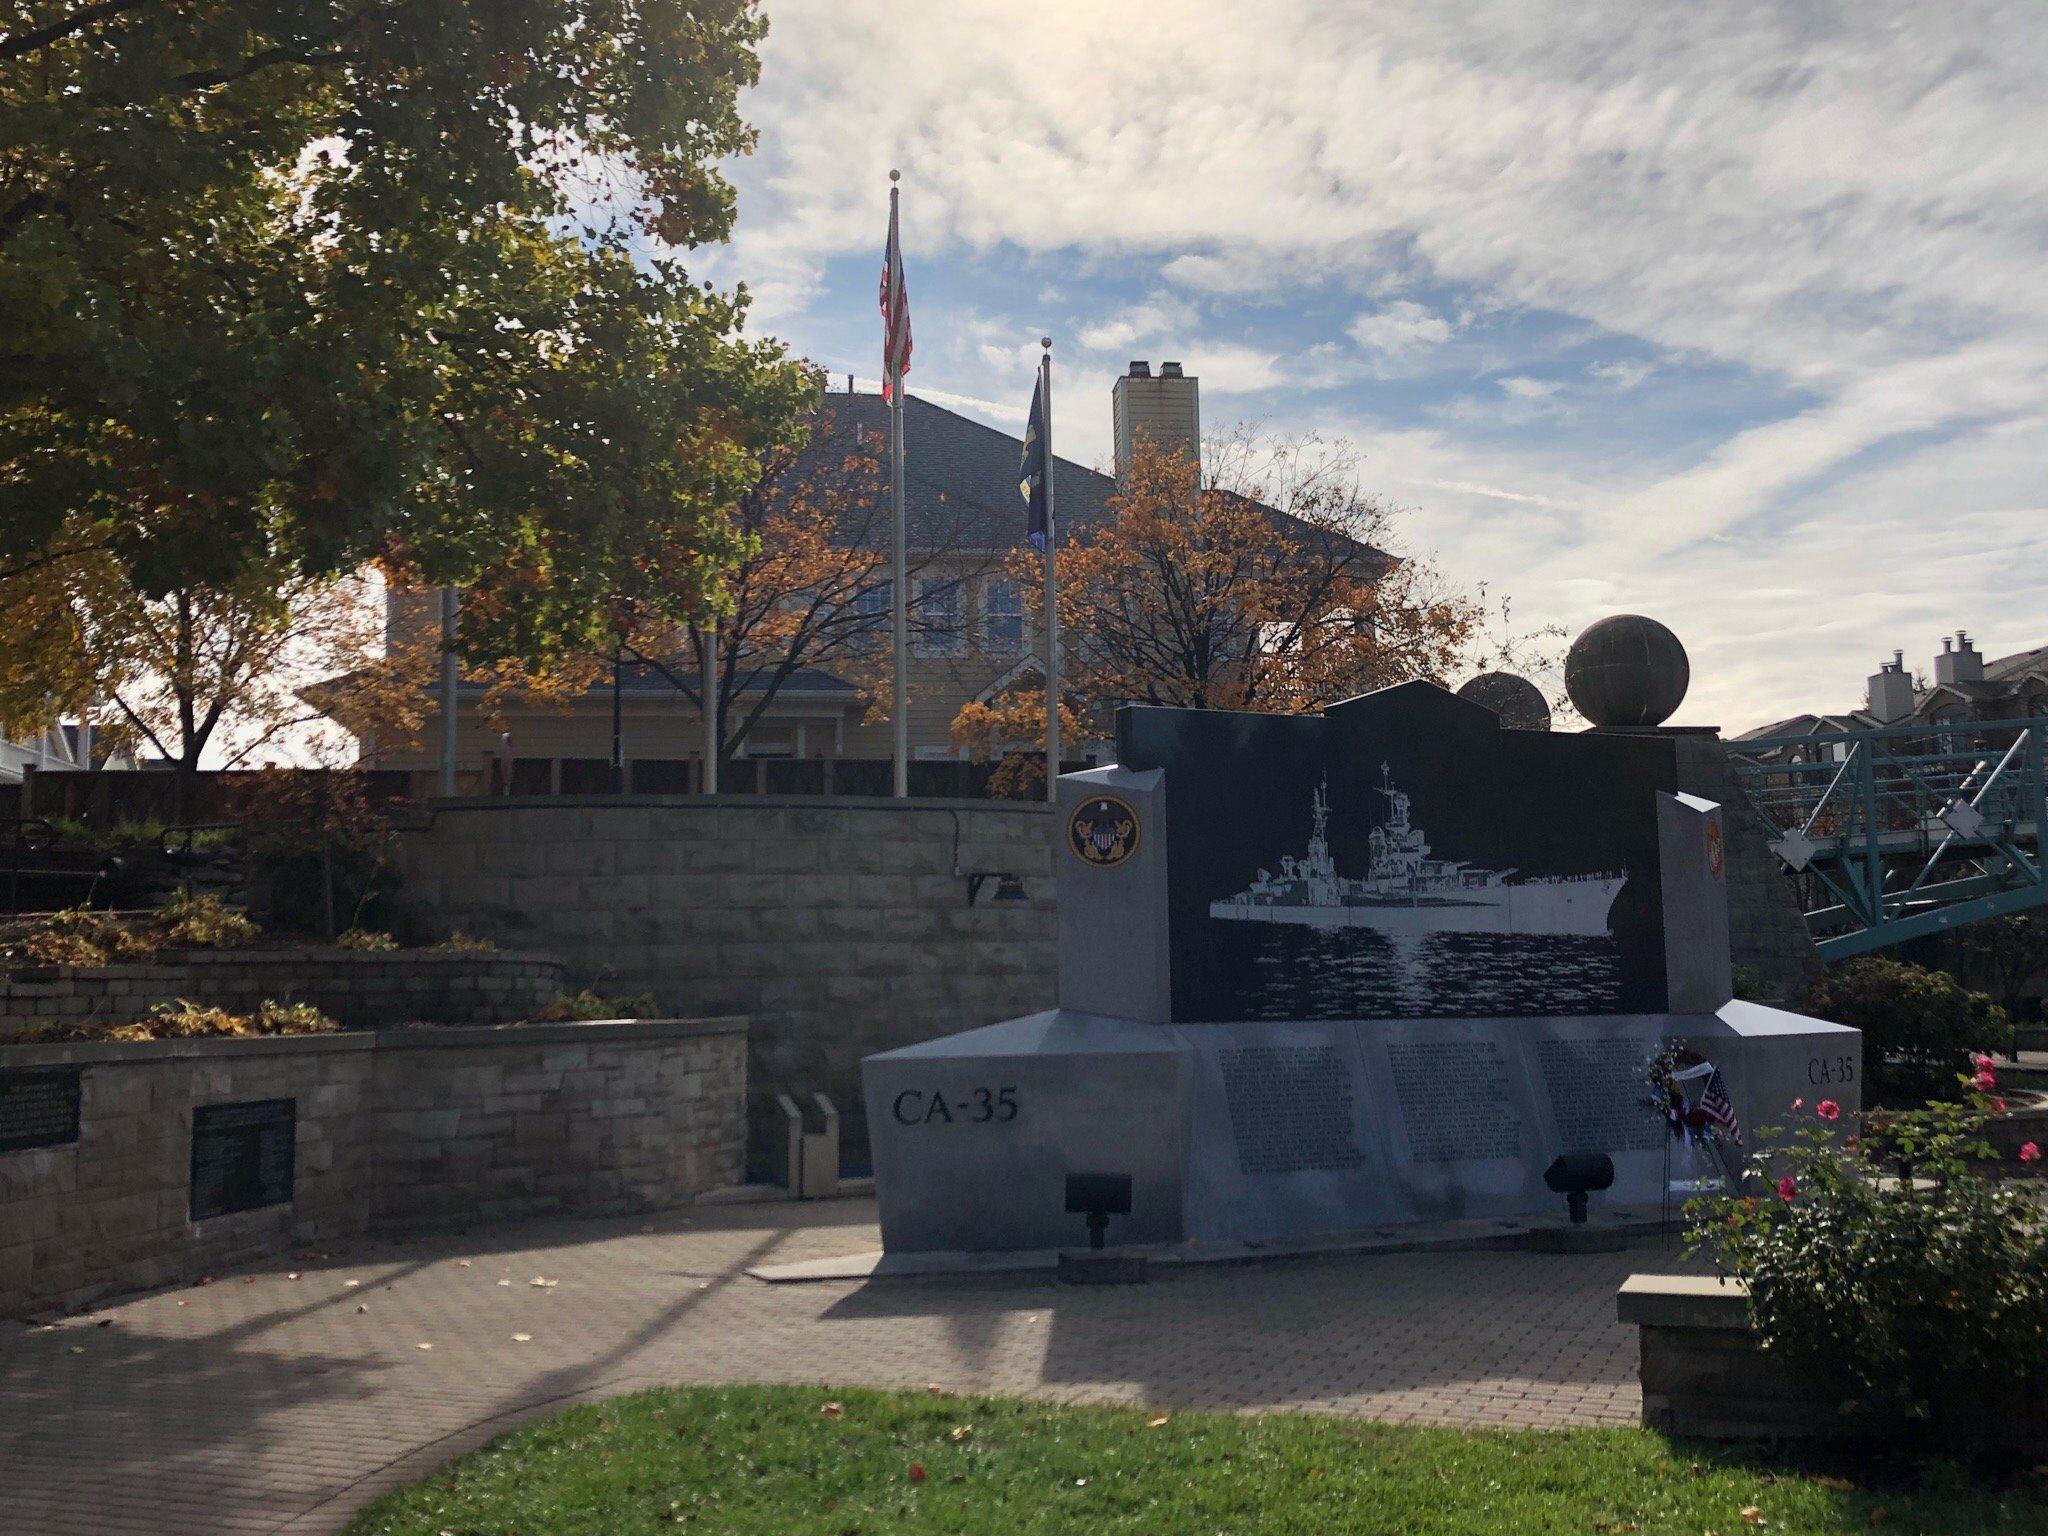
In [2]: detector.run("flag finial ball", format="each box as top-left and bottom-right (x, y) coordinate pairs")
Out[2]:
(1041, 336), (1052, 349)
(889, 168), (900, 183)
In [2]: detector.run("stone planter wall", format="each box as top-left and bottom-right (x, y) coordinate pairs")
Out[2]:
(1618, 1275), (1833, 1439)
(0, 1017), (744, 1319)
(0, 948), (568, 1038)
(1618, 1273), (2048, 1452)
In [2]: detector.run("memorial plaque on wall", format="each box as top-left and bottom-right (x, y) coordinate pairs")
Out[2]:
(0, 1067), (82, 1153)
(190, 1099), (296, 1220)
(1536, 1038), (1665, 1155)
(1217, 1043), (1365, 1175)
(1386, 1040), (1525, 1163)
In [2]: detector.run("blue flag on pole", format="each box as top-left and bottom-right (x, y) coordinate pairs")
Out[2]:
(1019, 371), (1049, 550)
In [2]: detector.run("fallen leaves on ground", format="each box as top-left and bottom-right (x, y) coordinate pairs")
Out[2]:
(416, 1342), (432, 1351)
(950, 1425), (972, 1442)
(1147, 1415), (1171, 1429)
(530, 1276), (558, 1289)
(511, 1333), (532, 1343)
(907, 1463), (927, 1483)
(820, 1402), (844, 1418)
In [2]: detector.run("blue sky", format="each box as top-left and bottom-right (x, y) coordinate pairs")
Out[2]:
(688, 0), (2048, 731)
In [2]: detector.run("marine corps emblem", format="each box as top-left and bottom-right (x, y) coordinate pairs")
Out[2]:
(1068, 794), (1140, 868)
(1705, 816), (1725, 879)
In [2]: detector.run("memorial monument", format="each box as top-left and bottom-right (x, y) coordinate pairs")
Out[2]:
(864, 672), (1859, 1264)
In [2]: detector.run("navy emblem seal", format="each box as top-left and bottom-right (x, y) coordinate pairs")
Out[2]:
(1068, 794), (1140, 868)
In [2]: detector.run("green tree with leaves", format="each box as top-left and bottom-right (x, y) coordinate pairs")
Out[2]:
(2, 0), (811, 660)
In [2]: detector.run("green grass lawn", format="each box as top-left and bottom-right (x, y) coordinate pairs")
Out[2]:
(342, 1385), (2045, 1535)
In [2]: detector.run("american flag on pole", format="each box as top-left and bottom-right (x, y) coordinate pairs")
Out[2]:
(1698, 1066), (1742, 1146)
(880, 187), (912, 401)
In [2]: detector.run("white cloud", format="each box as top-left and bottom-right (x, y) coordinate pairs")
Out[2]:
(702, 1), (2048, 732)
(1587, 359), (1653, 390)
(1348, 300), (1453, 356)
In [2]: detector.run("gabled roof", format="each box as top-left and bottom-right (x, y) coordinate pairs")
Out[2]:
(802, 390), (1389, 568)
(1986, 642), (2048, 685)
(804, 391), (1115, 553)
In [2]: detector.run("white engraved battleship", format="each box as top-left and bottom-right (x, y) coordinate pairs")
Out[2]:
(1208, 767), (1626, 937)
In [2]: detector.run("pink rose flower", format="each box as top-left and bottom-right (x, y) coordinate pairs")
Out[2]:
(2021, 1142), (2042, 1164)
(1777, 1176), (1798, 1202)
(1816, 1100), (1840, 1121)
(1973, 1069), (1998, 1092)
(1790, 1097), (1805, 1111)
(1972, 1052), (1993, 1069)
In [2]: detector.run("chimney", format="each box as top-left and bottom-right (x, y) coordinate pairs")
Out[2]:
(1866, 649), (1915, 723)
(1933, 630), (1984, 687)
(1112, 358), (1200, 487)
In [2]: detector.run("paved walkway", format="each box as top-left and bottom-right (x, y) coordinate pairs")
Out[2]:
(0, 1199), (1688, 1536)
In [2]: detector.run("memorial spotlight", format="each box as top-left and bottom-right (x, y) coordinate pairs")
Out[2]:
(963, 870), (1027, 906)
(1063, 1172), (1132, 1251)
(1543, 1153), (1615, 1225)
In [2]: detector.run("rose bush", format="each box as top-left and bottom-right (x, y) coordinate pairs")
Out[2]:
(1690, 1065), (2048, 1454)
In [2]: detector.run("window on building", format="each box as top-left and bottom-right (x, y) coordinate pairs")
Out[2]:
(853, 580), (892, 635)
(983, 577), (1025, 652)
(916, 577), (965, 656)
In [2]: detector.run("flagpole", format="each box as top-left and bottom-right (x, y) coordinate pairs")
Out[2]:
(1040, 337), (1060, 802)
(889, 171), (909, 799)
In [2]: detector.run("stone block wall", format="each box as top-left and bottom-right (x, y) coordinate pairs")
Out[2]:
(0, 1018), (743, 1319)
(0, 949), (567, 1038)
(393, 796), (1056, 1169)
(1671, 735), (1823, 1004)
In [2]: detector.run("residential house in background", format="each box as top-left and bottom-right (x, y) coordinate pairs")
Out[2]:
(1, 720), (131, 784)
(1736, 632), (2048, 757)
(334, 362), (1226, 791)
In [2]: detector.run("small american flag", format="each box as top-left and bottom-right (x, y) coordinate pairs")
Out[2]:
(879, 186), (912, 401)
(1698, 1067), (1742, 1146)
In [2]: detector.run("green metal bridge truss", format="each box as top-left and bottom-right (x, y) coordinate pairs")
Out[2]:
(1727, 716), (2048, 960)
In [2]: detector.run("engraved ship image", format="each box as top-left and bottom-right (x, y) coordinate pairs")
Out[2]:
(1208, 767), (1626, 937)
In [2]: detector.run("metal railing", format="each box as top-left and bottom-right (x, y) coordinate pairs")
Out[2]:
(1729, 717), (2048, 959)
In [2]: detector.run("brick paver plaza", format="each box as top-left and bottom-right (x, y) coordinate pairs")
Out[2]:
(0, 1197), (1683, 1535)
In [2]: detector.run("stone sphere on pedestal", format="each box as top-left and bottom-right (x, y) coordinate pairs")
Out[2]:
(1456, 671), (1552, 731)
(1565, 615), (1689, 728)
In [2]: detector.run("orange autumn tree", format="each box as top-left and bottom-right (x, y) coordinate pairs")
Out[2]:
(599, 403), (985, 763)
(954, 434), (1487, 791)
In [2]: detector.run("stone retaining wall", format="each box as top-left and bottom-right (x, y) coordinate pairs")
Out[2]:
(393, 796), (1056, 1170)
(0, 1017), (744, 1319)
(0, 949), (567, 1037)
(1671, 735), (1824, 1004)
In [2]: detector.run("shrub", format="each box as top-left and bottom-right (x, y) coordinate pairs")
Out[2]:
(534, 989), (656, 1022)
(7, 907), (157, 967)
(1690, 1067), (2048, 1454)
(157, 891), (260, 949)
(1805, 958), (2011, 1105)
(335, 927), (399, 952)
(430, 931), (498, 954)
(18, 998), (339, 1043)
